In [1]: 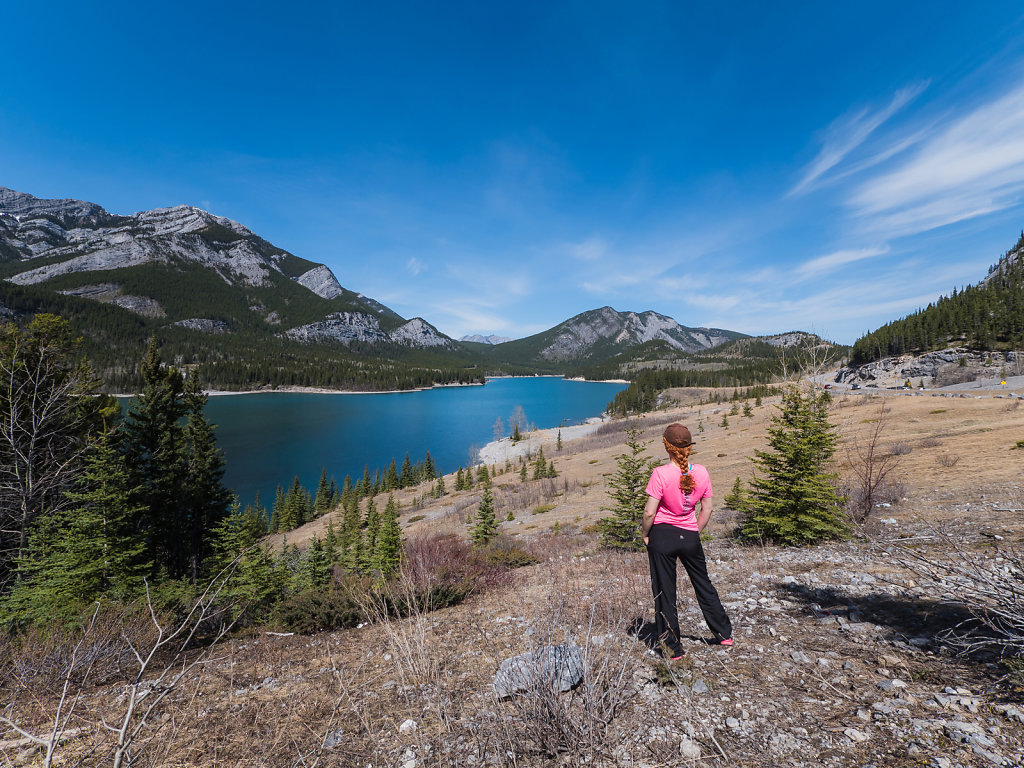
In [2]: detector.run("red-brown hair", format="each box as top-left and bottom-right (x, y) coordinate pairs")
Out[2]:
(663, 438), (695, 494)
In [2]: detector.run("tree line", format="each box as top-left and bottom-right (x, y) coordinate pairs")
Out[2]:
(851, 234), (1024, 364)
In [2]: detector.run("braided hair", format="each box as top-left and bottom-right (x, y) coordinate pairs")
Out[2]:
(662, 438), (695, 494)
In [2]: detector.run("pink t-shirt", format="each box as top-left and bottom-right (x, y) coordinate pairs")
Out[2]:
(645, 462), (712, 531)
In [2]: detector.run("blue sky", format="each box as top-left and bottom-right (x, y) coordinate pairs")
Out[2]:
(4, 2), (1024, 344)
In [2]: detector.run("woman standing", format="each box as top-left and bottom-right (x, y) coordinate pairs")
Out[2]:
(642, 423), (732, 659)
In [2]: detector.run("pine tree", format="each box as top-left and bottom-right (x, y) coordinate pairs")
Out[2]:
(520, 462), (528, 482)
(597, 426), (655, 550)
(455, 466), (465, 491)
(739, 387), (850, 545)
(324, 519), (340, 564)
(546, 459), (558, 478)
(124, 337), (232, 582)
(182, 370), (231, 581)
(423, 451), (436, 480)
(533, 446), (547, 480)
(470, 485), (499, 546)
(269, 484), (285, 533)
(374, 495), (402, 576)
(314, 468), (332, 514)
(743, 403), (754, 418)
(400, 452), (414, 488)
(721, 414), (729, 428)
(476, 464), (491, 487)
(434, 474), (447, 497)
(556, 429), (563, 451)
(386, 459), (399, 491)
(0, 314), (107, 589)
(723, 476), (749, 512)
(2, 428), (148, 625)
(341, 494), (362, 572)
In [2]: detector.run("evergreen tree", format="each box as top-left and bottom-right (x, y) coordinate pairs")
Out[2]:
(210, 498), (280, 619)
(269, 484), (285, 533)
(302, 535), (331, 588)
(520, 462), (528, 482)
(314, 468), (332, 514)
(455, 466), (465, 491)
(597, 426), (655, 550)
(556, 429), (563, 451)
(743, 403), (754, 418)
(740, 387), (850, 545)
(720, 413), (729, 428)
(2, 428), (148, 625)
(533, 447), (547, 480)
(400, 452), (414, 488)
(182, 370), (232, 581)
(385, 459), (399, 491)
(324, 519), (340, 565)
(0, 314), (108, 589)
(476, 464), (491, 488)
(341, 494), (362, 572)
(723, 476), (749, 512)
(546, 459), (558, 478)
(470, 485), (499, 546)
(122, 337), (190, 579)
(422, 451), (436, 480)
(434, 474), (447, 497)
(361, 465), (374, 497)
(374, 495), (402, 576)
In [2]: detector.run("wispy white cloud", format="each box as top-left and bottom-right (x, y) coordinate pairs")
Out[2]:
(795, 245), (889, 279)
(790, 82), (928, 196)
(566, 237), (609, 262)
(848, 82), (1024, 237)
(405, 257), (425, 275)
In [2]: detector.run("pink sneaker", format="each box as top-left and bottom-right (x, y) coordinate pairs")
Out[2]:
(719, 638), (733, 647)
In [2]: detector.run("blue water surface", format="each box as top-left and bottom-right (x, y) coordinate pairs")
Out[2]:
(197, 377), (626, 506)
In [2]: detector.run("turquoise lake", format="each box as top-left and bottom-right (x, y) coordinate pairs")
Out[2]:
(198, 377), (627, 506)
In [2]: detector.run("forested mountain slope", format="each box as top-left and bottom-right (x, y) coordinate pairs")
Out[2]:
(851, 234), (1024, 365)
(0, 187), (476, 391)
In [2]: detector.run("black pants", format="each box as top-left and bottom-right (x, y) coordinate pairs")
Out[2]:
(647, 523), (732, 655)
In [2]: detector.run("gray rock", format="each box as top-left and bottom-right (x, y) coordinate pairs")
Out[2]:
(679, 736), (701, 759)
(790, 651), (812, 664)
(691, 679), (709, 694)
(493, 642), (583, 698)
(844, 728), (869, 743)
(399, 719), (417, 734)
(322, 729), (344, 749)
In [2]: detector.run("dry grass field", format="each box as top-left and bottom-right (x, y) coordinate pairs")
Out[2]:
(4, 382), (1024, 767)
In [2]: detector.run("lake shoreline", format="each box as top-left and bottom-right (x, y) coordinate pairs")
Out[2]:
(110, 375), (628, 399)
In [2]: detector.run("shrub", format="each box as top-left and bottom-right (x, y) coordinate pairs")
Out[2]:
(273, 584), (364, 633)
(532, 504), (556, 515)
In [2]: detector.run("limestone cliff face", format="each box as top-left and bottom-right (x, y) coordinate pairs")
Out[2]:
(2, 189), (289, 289)
(538, 307), (738, 362)
(389, 318), (455, 348)
(283, 313), (455, 349)
(0, 187), (460, 350)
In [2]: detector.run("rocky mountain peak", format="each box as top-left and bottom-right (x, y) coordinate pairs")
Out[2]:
(0, 186), (106, 220)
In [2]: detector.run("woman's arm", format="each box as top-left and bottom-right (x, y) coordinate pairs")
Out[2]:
(695, 497), (713, 533)
(642, 494), (659, 545)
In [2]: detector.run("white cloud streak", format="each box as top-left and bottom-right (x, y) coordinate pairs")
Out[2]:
(848, 82), (1024, 237)
(795, 246), (889, 279)
(791, 82), (928, 196)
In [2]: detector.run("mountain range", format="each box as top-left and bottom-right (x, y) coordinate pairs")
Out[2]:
(0, 186), (753, 389)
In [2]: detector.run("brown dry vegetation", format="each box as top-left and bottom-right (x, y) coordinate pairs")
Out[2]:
(4, 385), (1024, 767)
